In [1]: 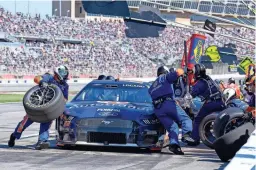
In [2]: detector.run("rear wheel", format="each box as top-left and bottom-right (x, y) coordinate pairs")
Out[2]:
(214, 107), (245, 138)
(199, 114), (217, 149)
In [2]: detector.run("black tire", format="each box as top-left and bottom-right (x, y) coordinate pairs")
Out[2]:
(23, 84), (65, 123)
(213, 122), (254, 162)
(213, 107), (245, 138)
(199, 113), (217, 149)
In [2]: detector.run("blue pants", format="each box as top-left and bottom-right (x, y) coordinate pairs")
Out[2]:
(191, 100), (225, 141)
(13, 115), (52, 142)
(154, 101), (192, 145)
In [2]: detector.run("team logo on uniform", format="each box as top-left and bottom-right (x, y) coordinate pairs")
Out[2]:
(175, 89), (181, 96)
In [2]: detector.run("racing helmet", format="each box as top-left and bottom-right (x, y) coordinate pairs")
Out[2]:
(106, 75), (115, 80)
(98, 75), (106, 80)
(228, 77), (235, 85)
(157, 66), (169, 77)
(223, 88), (236, 103)
(54, 65), (69, 82)
(194, 64), (206, 79)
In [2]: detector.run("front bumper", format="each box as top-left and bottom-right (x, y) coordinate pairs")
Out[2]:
(56, 118), (164, 148)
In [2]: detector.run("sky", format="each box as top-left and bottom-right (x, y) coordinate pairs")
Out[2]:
(0, 0), (52, 17)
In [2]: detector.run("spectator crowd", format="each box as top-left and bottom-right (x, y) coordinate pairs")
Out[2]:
(0, 10), (255, 77)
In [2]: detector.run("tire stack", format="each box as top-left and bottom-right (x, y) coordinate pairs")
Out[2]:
(213, 122), (254, 162)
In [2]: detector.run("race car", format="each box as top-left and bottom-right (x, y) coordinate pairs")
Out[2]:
(55, 79), (165, 151)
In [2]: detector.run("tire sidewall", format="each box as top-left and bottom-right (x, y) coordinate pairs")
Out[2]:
(23, 84), (65, 123)
(214, 107), (245, 138)
(199, 113), (218, 149)
(23, 84), (63, 112)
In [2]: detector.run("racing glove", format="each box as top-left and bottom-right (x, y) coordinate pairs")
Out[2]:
(176, 68), (184, 77)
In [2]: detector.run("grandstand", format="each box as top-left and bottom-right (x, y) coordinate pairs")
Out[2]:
(0, 1), (255, 79)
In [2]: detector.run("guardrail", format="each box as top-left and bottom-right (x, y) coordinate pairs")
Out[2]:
(0, 74), (246, 92)
(0, 73), (246, 84)
(225, 129), (256, 170)
(0, 78), (155, 92)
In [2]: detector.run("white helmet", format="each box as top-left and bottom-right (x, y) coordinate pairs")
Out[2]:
(223, 88), (236, 103)
(54, 65), (69, 82)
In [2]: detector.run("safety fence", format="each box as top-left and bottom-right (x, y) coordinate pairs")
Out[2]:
(225, 129), (256, 170)
(0, 73), (246, 84)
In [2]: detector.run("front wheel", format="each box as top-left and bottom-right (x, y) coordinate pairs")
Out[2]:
(199, 114), (218, 149)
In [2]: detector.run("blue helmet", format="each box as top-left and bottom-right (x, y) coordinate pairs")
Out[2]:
(106, 76), (115, 80)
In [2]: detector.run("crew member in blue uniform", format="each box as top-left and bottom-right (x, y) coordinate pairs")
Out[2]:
(148, 66), (195, 155)
(8, 65), (69, 150)
(245, 76), (255, 107)
(189, 64), (225, 146)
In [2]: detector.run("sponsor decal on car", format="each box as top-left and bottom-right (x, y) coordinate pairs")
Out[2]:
(97, 108), (120, 116)
(122, 84), (145, 88)
(68, 103), (153, 111)
(97, 108), (121, 112)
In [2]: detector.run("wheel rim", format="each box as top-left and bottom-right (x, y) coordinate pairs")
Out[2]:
(202, 119), (215, 144)
(29, 87), (55, 105)
(224, 117), (245, 134)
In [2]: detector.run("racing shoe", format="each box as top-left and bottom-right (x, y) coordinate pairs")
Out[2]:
(169, 144), (184, 155)
(181, 133), (200, 146)
(35, 141), (50, 150)
(8, 133), (16, 147)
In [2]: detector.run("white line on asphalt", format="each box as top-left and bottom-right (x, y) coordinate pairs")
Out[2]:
(3, 111), (25, 114)
(19, 131), (55, 139)
(0, 102), (21, 105)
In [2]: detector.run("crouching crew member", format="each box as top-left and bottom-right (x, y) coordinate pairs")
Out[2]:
(8, 65), (69, 150)
(148, 66), (195, 155)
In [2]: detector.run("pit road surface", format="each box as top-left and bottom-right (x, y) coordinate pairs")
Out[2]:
(0, 103), (228, 170)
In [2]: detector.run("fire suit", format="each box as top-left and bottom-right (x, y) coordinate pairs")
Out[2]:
(12, 73), (69, 142)
(191, 76), (225, 142)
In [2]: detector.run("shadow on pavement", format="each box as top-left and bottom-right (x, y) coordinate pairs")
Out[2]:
(48, 139), (158, 154)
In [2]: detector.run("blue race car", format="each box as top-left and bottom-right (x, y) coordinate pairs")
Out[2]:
(56, 80), (165, 151)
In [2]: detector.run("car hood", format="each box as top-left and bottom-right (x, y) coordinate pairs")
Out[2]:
(65, 101), (154, 119)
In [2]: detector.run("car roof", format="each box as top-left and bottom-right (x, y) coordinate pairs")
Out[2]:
(90, 79), (147, 84)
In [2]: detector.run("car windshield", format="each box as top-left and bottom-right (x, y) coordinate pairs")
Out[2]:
(74, 84), (152, 103)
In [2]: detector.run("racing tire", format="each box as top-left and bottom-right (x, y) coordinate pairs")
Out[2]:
(23, 84), (65, 123)
(199, 113), (217, 149)
(213, 107), (245, 138)
(213, 122), (254, 162)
